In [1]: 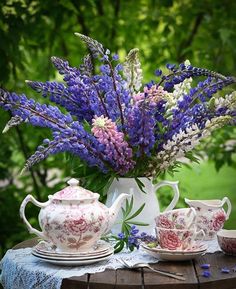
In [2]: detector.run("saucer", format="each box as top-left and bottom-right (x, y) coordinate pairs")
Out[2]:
(34, 240), (112, 257)
(141, 243), (207, 261)
(141, 242), (207, 254)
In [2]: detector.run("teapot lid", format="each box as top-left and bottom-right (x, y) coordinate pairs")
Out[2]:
(52, 178), (99, 200)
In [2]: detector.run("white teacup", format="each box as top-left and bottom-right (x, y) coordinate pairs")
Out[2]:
(155, 226), (205, 251)
(155, 208), (197, 230)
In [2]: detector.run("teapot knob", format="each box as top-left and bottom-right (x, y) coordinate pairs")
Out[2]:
(67, 178), (80, 186)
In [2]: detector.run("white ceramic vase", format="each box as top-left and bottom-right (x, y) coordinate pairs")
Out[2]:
(106, 177), (180, 234)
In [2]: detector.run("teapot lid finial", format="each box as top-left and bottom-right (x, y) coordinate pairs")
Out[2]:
(67, 178), (80, 186)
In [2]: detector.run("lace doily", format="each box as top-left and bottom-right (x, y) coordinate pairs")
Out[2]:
(0, 239), (220, 289)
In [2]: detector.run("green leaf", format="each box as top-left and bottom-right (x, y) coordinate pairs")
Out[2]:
(126, 221), (149, 226)
(135, 177), (147, 194)
(125, 203), (146, 221)
(123, 195), (133, 218)
(114, 241), (125, 253)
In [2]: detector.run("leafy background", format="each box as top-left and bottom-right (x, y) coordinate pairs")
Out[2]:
(0, 0), (236, 257)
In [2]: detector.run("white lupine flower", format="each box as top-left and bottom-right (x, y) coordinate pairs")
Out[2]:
(164, 77), (193, 110)
(150, 117), (231, 175)
(214, 91), (236, 111)
(123, 48), (143, 93)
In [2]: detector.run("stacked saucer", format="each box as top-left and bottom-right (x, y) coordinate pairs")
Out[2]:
(141, 241), (207, 261)
(32, 240), (114, 266)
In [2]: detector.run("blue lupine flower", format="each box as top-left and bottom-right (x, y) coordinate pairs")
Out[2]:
(155, 69), (162, 76)
(130, 226), (139, 235)
(112, 54), (119, 61)
(118, 232), (125, 240)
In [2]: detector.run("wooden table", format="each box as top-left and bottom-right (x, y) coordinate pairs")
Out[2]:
(12, 238), (236, 289)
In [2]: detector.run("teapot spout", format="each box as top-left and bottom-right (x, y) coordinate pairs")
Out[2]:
(107, 193), (129, 233)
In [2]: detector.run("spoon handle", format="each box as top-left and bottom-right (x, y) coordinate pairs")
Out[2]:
(145, 265), (186, 281)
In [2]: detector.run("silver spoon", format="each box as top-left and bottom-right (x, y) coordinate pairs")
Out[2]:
(118, 258), (186, 281)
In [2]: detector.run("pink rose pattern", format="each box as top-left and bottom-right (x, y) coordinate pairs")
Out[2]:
(40, 200), (108, 250)
(157, 215), (174, 229)
(155, 211), (193, 230)
(196, 208), (227, 239)
(211, 211), (226, 231)
(220, 237), (236, 255)
(159, 230), (182, 250)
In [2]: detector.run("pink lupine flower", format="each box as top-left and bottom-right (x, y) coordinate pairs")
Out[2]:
(144, 85), (167, 103)
(133, 85), (167, 104)
(92, 115), (135, 175)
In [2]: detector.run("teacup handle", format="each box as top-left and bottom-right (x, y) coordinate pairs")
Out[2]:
(20, 194), (49, 240)
(196, 229), (206, 242)
(186, 207), (197, 229)
(154, 181), (179, 212)
(222, 197), (232, 220)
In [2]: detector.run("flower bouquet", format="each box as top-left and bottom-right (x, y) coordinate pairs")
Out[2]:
(1, 33), (236, 251)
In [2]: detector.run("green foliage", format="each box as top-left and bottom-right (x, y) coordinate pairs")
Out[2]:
(120, 196), (148, 235)
(0, 0), (236, 256)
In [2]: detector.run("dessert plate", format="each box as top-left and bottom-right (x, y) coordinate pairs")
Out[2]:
(34, 240), (112, 257)
(32, 250), (114, 266)
(32, 247), (114, 261)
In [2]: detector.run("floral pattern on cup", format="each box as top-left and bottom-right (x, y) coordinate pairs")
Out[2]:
(159, 230), (182, 250)
(156, 226), (204, 251)
(218, 237), (236, 256)
(217, 230), (236, 256)
(155, 208), (196, 230)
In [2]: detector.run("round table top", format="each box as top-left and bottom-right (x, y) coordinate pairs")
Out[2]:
(12, 238), (236, 289)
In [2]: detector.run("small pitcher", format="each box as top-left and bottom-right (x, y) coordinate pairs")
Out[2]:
(185, 197), (232, 240)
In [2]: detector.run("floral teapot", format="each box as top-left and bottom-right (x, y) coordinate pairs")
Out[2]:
(20, 178), (128, 252)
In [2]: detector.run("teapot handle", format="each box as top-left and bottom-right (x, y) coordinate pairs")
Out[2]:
(222, 197), (232, 220)
(154, 181), (179, 212)
(20, 194), (49, 240)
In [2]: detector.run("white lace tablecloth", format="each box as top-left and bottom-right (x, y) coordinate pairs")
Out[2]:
(0, 239), (220, 289)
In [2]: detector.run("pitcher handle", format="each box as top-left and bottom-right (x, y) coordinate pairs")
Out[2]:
(154, 180), (180, 212)
(222, 197), (232, 220)
(20, 194), (49, 239)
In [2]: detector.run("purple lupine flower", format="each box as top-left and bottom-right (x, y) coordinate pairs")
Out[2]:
(118, 232), (125, 240)
(155, 69), (162, 76)
(112, 54), (119, 61)
(125, 101), (156, 156)
(23, 124), (109, 173)
(158, 63), (230, 92)
(0, 88), (112, 172)
(0, 89), (71, 131)
(26, 80), (95, 122)
(130, 225), (139, 236)
(91, 115), (135, 175)
(128, 236), (139, 249)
